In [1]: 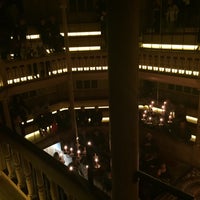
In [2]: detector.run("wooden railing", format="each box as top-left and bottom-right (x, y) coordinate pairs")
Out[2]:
(0, 51), (108, 87)
(1, 48), (200, 89)
(137, 171), (194, 200)
(139, 49), (200, 74)
(0, 125), (110, 200)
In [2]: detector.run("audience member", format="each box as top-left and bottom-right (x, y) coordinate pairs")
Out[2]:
(165, 0), (179, 31)
(90, 106), (103, 126)
(37, 18), (51, 50)
(152, 0), (161, 33)
(77, 106), (89, 127)
(156, 161), (170, 182)
(48, 16), (63, 53)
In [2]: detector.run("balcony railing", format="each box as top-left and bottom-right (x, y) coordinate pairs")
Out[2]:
(1, 48), (200, 89)
(139, 49), (200, 77)
(0, 125), (110, 200)
(0, 51), (108, 88)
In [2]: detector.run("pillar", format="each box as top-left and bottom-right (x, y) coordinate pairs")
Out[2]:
(196, 91), (200, 147)
(60, 0), (78, 142)
(107, 0), (139, 199)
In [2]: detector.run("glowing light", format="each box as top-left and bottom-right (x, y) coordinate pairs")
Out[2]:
(190, 135), (196, 142)
(69, 166), (74, 171)
(64, 145), (68, 151)
(26, 34), (40, 39)
(67, 31), (101, 37)
(141, 43), (198, 51)
(69, 46), (101, 51)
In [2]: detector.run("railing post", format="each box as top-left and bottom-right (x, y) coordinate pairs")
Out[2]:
(3, 144), (15, 179)
(50, 180), (59, 200)
(12, 151), (26, 189)
(2, 98), (12, 129)
(23, 159), (35, 199)
(0, 144), (6, 170)
(36, 169), (46, 200)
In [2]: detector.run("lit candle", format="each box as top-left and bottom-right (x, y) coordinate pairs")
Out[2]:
(64, 145), (68, 151)
(77, 149), (81, 157)
(87, 141), (92, 146)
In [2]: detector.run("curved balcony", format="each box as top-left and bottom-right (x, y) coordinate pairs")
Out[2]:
(1, 47), (200, 95)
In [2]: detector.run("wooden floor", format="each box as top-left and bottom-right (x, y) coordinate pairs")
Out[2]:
(0, 173), (26, 200)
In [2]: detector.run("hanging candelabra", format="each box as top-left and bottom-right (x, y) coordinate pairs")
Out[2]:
(141, 100), (174, 126)
(62, 137), (101, 174)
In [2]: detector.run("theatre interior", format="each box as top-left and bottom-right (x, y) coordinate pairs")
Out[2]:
(1, 0), (200, 199)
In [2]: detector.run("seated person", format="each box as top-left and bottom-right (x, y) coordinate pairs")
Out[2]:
(156, 161), (170, 182)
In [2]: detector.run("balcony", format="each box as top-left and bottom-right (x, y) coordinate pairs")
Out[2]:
(0, 125), (110, 200)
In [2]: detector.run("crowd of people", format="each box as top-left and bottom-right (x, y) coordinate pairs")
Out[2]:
(33, 105), (103, 137)
(0, 0), (65, 60)
(77, 106), (103, 127)
(3, 15), (64, 61)
(146, 0), (200, 33)
(0, 0), (108, 61)
(8, 94), (104, 137)
(1, 0), (200, 60)
(139, 132), (171, 199)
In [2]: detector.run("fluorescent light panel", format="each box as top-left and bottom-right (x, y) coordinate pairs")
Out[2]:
(141, 43), (198, 50)
(24, 31), (101, 40)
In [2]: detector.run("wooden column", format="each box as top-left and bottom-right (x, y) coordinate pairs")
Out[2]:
(196, 91), (200, 147)
(60, 0), (78, 143)
(107, 0), (140, 199)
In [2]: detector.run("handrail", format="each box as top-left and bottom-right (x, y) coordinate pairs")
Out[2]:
(137, 170), (194, 200)
(0, 125), (110, 200)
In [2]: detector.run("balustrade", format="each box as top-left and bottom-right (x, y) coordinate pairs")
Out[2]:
(0, 47), (200, 90)
(0, 126), (110, 200)
(0, 52), (108, 87)
(139, 49), (200, 77)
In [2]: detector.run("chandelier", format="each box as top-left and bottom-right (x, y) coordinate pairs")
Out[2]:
(140, 100), (174, 126)
(60, 136), (101, 175)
